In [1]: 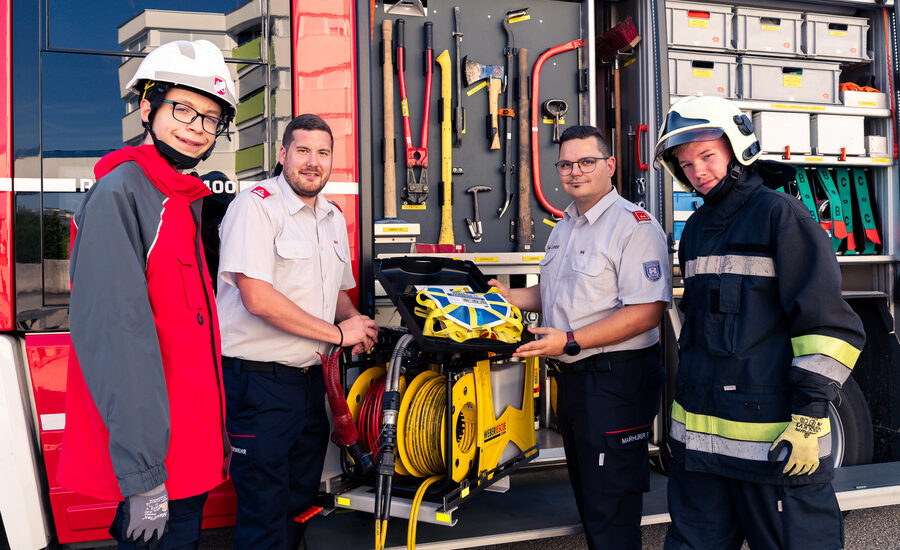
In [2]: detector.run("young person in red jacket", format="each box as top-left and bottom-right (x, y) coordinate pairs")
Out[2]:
(57, 40), (236, 549)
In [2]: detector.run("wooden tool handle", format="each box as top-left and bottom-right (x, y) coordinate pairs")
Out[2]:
(488, 78), (502, 150)
(614, 63), (623, 195)
(383, 20), (397, 218)
(517, 49), (533, 251)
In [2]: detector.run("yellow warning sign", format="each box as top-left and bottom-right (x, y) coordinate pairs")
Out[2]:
(783, 74), (802, 88)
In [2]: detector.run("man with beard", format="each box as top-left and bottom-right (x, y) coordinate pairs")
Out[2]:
(216, 114), (378, 549)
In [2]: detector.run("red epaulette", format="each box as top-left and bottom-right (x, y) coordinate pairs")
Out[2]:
(250, 186), (271, 199)
(632, 210), (651, 223)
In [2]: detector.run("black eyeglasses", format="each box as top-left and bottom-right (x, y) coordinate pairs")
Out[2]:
(162, 99), (227, 136)
(554, 156), (610, 176)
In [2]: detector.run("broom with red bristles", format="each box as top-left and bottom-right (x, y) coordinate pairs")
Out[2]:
(597, 17), (641, 195)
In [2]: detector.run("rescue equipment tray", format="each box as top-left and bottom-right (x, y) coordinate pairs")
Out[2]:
(374, 256), (531, 354)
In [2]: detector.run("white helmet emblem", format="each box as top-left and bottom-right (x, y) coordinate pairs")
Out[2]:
(214, 77), (226, 96)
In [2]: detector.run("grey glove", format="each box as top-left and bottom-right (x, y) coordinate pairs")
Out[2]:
(124, 484), (169, 545)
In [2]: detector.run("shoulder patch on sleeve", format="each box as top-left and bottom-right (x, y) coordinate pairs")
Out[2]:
(250, 186), (271, 199)
(632, 210), (652, 223)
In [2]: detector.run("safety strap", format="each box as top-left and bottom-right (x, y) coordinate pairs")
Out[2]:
(813, 170), (848, 253)
(834, 168), (857, 255)
(415, 287), (523, 343)
(793, 167), (818, 223)
(851, 168), (881, 255)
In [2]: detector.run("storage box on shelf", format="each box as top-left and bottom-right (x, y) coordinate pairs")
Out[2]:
(668, 51), (739, 98)
(840, 90), (888, 108)
(735, 7), (803, 56)
(803, 13), (870, 61)
(752, 111), (811, 154)
(666, 1), (734, 51)
(811, 114), (866, 155)
(739, 56), (841, 103)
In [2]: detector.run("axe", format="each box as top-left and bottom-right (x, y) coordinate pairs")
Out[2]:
(464, 57), (504, 150)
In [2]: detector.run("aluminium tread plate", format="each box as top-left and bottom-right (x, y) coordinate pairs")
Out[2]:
(305, 463), (900, 549)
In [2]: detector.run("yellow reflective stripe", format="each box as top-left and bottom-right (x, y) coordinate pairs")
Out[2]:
(791, 334), (861, 369)
(671, 401), (830, 442)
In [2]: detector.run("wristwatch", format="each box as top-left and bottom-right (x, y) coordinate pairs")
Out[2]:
(564, 331), (581, 357)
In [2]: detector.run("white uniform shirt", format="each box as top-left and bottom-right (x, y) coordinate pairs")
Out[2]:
(216, 175), (355, 368)
(540, 188), (671, 363)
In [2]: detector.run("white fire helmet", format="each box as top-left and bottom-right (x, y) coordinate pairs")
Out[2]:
(654, 96), (761, 192)
(126, 40), (236, 121)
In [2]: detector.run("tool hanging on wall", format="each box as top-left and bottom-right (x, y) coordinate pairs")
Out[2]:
(436, 49), (456, 246)
(397, 19), (432, 206)
(597, 17), (641, 195)
(465, 185), (491, 242)
(498, 8), (529, 219)
(516, 48), (533, 251)
(464, 57), (504, 151)
(542, 99), (568, 143)
(382, 19), (398, 219)
(531, 39), (583, 219)
(452, 6), (465, 148)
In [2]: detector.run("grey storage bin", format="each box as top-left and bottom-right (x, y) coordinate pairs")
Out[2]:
(752, 111), (811, 154)
(811, 115), (865, 155)
(739, 56), (840, 104)
(803, 13), (869, 61)
(666, 1), (734, 51)
(669, 51), (739, 98)
(735, 7), (803, 56)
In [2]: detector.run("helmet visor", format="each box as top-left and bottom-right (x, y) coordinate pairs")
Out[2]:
(654, 128), (724, 162)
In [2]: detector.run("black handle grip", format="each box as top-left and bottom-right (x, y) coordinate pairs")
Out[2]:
(424, 21), (433, 51)
(396, 19), (405, 49)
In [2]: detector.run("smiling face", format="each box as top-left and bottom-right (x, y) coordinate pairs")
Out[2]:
(557, 137), (616, 215)
(279, 129), (333, 206)
(141, 87), (221, 160)
(674, 137), (735, 195)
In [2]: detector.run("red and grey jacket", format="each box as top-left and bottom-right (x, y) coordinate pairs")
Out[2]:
(670, 162), (866, 486)
(57, 145), (229, 501)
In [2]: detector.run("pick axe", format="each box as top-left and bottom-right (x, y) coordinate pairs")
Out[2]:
(464, 57), (504, 150)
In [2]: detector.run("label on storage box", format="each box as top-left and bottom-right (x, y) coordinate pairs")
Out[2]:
(829, 30), (847, 37)
(688, 18), (709, 28)
(761, 25), (780, 31)
(783, 74), (802, 88)
(692, 68), (713, 79)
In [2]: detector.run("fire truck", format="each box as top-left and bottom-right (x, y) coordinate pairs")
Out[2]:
(1, 0), (899, 548)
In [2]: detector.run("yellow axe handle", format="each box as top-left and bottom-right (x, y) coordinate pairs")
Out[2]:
(436, 49), (454, 245)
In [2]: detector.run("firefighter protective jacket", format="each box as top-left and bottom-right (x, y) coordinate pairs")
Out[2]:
(57, 145), (229, 501)
(669, 162), (866, 485)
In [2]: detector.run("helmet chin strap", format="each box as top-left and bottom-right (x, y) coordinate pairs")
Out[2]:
(144, 121), (216, 171)
(699, 160), (743, 202)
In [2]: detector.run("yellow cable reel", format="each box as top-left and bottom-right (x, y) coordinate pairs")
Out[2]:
(396, 370), (477, 483)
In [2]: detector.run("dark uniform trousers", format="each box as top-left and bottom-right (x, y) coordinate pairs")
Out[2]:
(109, 493), (208, 550)
(553, 347), (663, 550)
(223, 356), (330, 550)
(664, 458), (843, 550)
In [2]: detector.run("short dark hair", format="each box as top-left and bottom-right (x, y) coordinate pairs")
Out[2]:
(282, 114), (334, 149)
(558, 125), (612, 157)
